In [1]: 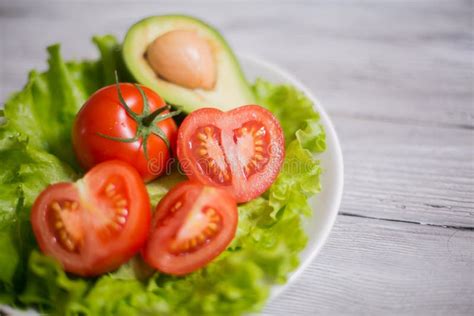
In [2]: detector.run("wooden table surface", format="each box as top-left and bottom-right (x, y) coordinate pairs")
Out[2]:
(1, 0), (473, 315)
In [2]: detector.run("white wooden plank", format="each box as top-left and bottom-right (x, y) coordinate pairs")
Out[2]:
(336, 116), (474, 227)
(263, 215), (474, 315)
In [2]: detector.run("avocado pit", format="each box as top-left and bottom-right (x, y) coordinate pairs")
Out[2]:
(146, 30), (216, 90)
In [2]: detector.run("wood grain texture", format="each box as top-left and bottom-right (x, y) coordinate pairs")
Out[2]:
(340, 116), (473, 227)
(0, 0), (473, 315)
(263, 215), (474, 315)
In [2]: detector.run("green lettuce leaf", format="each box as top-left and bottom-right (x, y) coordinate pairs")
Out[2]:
(253, 78), (320, 143)
(146, 170), (187, 207)
(0, 38), (325, 316)
(0, 130), (75, 300)
(0, 35), (122, 307)
(268, 139), (323, 219)
(2, 35), (122, 167)
(18, 251), (89, 315)
(254, 79), (326, 218)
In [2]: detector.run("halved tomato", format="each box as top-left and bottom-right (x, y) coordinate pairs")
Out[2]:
(31, 160), (151, 276)
(142, 181), (238, 275)
(176, 105), (285, 203)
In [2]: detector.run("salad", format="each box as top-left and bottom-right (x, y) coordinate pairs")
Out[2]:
(0, 15), (326, 315)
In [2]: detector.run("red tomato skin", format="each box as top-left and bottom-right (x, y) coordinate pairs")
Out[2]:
(31, 160), (151, 277)
(176, 105), (285, 203)
(142, 181), (238, 275)
(72, 84), (177, 182)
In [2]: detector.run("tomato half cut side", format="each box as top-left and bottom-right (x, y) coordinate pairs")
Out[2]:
(31, 160), (151, 276)
(142, 181), (238, 275)
(177, 105), (285, 203)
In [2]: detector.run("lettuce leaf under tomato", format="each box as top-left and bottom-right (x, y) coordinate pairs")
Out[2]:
(0, 130), (76, 305)
(0, 36), (325, 316)
(253, 79), (326, 220)
(0, 35), (122, 307)
(3, 35), (123, 168)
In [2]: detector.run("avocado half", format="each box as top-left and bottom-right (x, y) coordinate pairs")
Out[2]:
(122, 15), (256, 113)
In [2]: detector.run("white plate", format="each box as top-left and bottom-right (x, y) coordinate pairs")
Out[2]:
(1, 55), (343, 316)
(239, 54), (344, 301)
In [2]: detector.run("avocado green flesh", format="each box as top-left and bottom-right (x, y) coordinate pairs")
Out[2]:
(122, 15), (256, 113)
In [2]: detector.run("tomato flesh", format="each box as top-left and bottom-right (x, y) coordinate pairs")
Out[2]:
(189, 125), (232, 185)
(31, 160), (151, 276)
(177, 105), (285, 202)
(143, 181), (238, 275)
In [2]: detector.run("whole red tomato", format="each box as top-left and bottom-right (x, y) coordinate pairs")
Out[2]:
(73, 81), (179, 182)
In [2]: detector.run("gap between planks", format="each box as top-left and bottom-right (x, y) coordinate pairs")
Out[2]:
(340, 212), (474, 231)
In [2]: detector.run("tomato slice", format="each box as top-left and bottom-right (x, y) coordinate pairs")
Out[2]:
(177, 105), (285, 203)
(142, 181), (238, 275)
(31, 160), (151, 276)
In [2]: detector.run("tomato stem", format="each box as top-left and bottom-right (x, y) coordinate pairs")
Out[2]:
(96, 72), (181, 160)
(142, 105), (171, 127)
(114, 72), (139, 121)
